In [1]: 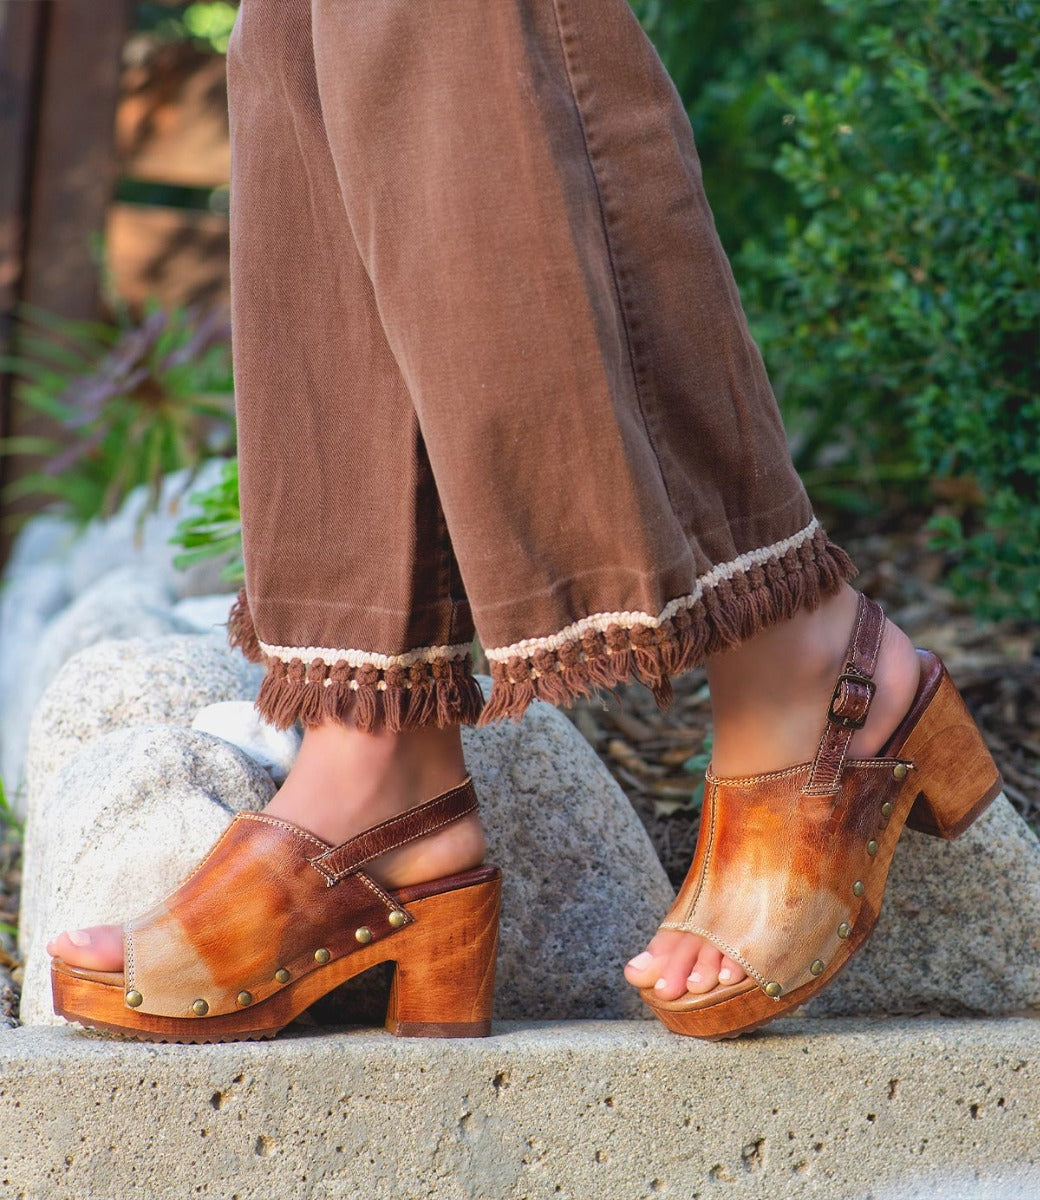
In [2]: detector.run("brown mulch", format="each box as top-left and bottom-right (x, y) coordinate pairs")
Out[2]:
(568, 528), (1040, 887)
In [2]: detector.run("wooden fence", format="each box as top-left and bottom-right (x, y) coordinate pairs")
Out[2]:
(0, 0), (232, 560)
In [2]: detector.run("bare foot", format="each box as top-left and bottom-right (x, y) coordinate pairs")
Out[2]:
(47, 721), (484, 972)
(624, 584), (922, 1000)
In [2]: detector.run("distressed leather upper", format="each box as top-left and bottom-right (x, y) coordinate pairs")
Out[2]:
(124, 779), (478, 1018)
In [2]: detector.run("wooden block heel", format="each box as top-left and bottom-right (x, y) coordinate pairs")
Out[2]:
(384, 874), (501, 1037)
(50, 778), (502, 1043)
(897, 652), (1004, 840)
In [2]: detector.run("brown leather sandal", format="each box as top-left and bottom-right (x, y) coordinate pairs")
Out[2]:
(51, 778), (500, 1042)
(640, 593), (1003, 1039)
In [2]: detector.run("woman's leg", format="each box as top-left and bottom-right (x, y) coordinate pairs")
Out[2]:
(48, 0), (488, 971)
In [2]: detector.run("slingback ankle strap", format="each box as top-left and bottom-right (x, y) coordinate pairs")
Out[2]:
(803, 594), (885, 796)
(309, 777), (479, 886)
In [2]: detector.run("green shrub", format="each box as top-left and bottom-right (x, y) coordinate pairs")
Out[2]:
(750, 0), (1039, 619)
(0, 302), (235, 527)
(170, 456), (243, 584)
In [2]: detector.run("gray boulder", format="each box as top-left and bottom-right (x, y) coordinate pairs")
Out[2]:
(21, 634), (264, 943)
(19, 725), (277, 1025)
(20, 688), (673, 1027)
(809, 793), (1040, 1017)
(64, 462), (232, 600)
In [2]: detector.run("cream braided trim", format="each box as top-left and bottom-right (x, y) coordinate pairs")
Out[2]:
(484, 518), (821, 662)
(256, 640), (472, 669)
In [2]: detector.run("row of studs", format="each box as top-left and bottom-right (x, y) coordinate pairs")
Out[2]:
(124, 909), (409, 1014)
(760, 763), (911, 1000)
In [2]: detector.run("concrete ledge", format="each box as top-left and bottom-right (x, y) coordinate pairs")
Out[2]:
(2, 1019), (1039, 1199)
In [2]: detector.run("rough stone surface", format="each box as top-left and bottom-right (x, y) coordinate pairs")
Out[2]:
(24, 633), (264, 800)
(1, 1018), (1038, 1199)
(20, 687), (672, 1025)
(64, 461), (232, 600)
(19, 725), (277, 1024)
(0, 560), (70, 793)
(20, 635), (265, 949)
(192, 699), (301, 783)
(34, 565), (190, 695)
(811, 794), (1040, 1017)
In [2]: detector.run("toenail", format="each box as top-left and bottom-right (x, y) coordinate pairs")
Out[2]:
(719, 968), (732, 982)
(687, 971), (702, 985)
(67, 930), (92, 947)
(653, 978), (669, 991)
(627, 952), (653, 970)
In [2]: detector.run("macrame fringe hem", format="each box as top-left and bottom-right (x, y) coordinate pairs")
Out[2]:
(225, 589), (485, 733)
(224, 528), (855, 731)
(477, 529), (857, 725)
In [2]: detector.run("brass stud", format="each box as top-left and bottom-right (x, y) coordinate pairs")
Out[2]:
(388, 910), (407, 929)
(853, 880), (865, 897)
(880, 801), (893, 819)
(314, 948), (331, 964)
(867, 839), (879, 857)
(274, 968), (291, 984)
(191, 999), (210, 1017)
(837, 922), (851, 939)
(355, 926), (373, 945)
(810, 959), (825, 976)
(763, 981), (782, 999)
(125, 990), (143, 1008)
(237, 991), (253, 1007)
(892, 763), (909, 781)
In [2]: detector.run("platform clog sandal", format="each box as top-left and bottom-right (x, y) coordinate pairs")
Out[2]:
(51, 778), (501, 1042)
(641, 593), (1003, 1039)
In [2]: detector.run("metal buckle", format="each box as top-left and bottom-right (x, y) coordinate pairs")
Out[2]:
(827, 671), (876, 729)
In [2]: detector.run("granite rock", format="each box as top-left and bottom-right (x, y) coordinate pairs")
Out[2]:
(173, 593), (238, 635)
(192, 699), (301, 783)
(0, 560), (70, 794)
(810, 792), (1040, 1017)
(21, 634), (265, 942)
(20, 685), (673, 1025)
(65, 461), (233, 600)
(19, 725), (277, 1025)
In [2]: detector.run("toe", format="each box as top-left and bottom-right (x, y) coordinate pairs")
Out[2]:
(46, 924), (124, 971)
(717, 954), (747, 988)
(625, 930), (685, 989)
(685, 943), (723, 994)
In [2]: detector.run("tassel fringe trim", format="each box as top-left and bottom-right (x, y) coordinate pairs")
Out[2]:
(225, 591), (484, 732)
(224, 523), (855, 731)
(476, 525), (856, 724)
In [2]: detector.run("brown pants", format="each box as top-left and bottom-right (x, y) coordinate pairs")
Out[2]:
(225, 0), (854, 730)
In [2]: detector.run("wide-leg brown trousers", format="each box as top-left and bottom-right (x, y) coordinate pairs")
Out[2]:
(225, 0), (855, 731)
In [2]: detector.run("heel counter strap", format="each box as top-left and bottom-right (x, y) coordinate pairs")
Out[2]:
(803, 594), (885, 796)
(309, 777), (478, 886)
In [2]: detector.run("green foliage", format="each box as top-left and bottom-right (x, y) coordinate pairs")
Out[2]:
(0, 303), (235, 527)
(752, 0), (1039, 618)
(171, 457), (244, 584)
(632, 0), (834, 255)
(135, 1), (239, 53)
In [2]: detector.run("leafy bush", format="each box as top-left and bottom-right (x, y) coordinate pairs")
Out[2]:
(170, 456), (243, 584)
(135, 1), (239, 54)
(0, 303), (235, 526)
(751, 0), (1039, 618)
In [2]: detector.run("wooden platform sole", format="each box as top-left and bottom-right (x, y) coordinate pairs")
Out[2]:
(52, 870), (501, 1044)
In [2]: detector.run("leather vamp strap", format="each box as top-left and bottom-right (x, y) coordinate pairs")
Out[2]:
(803, 593), (884, 796)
